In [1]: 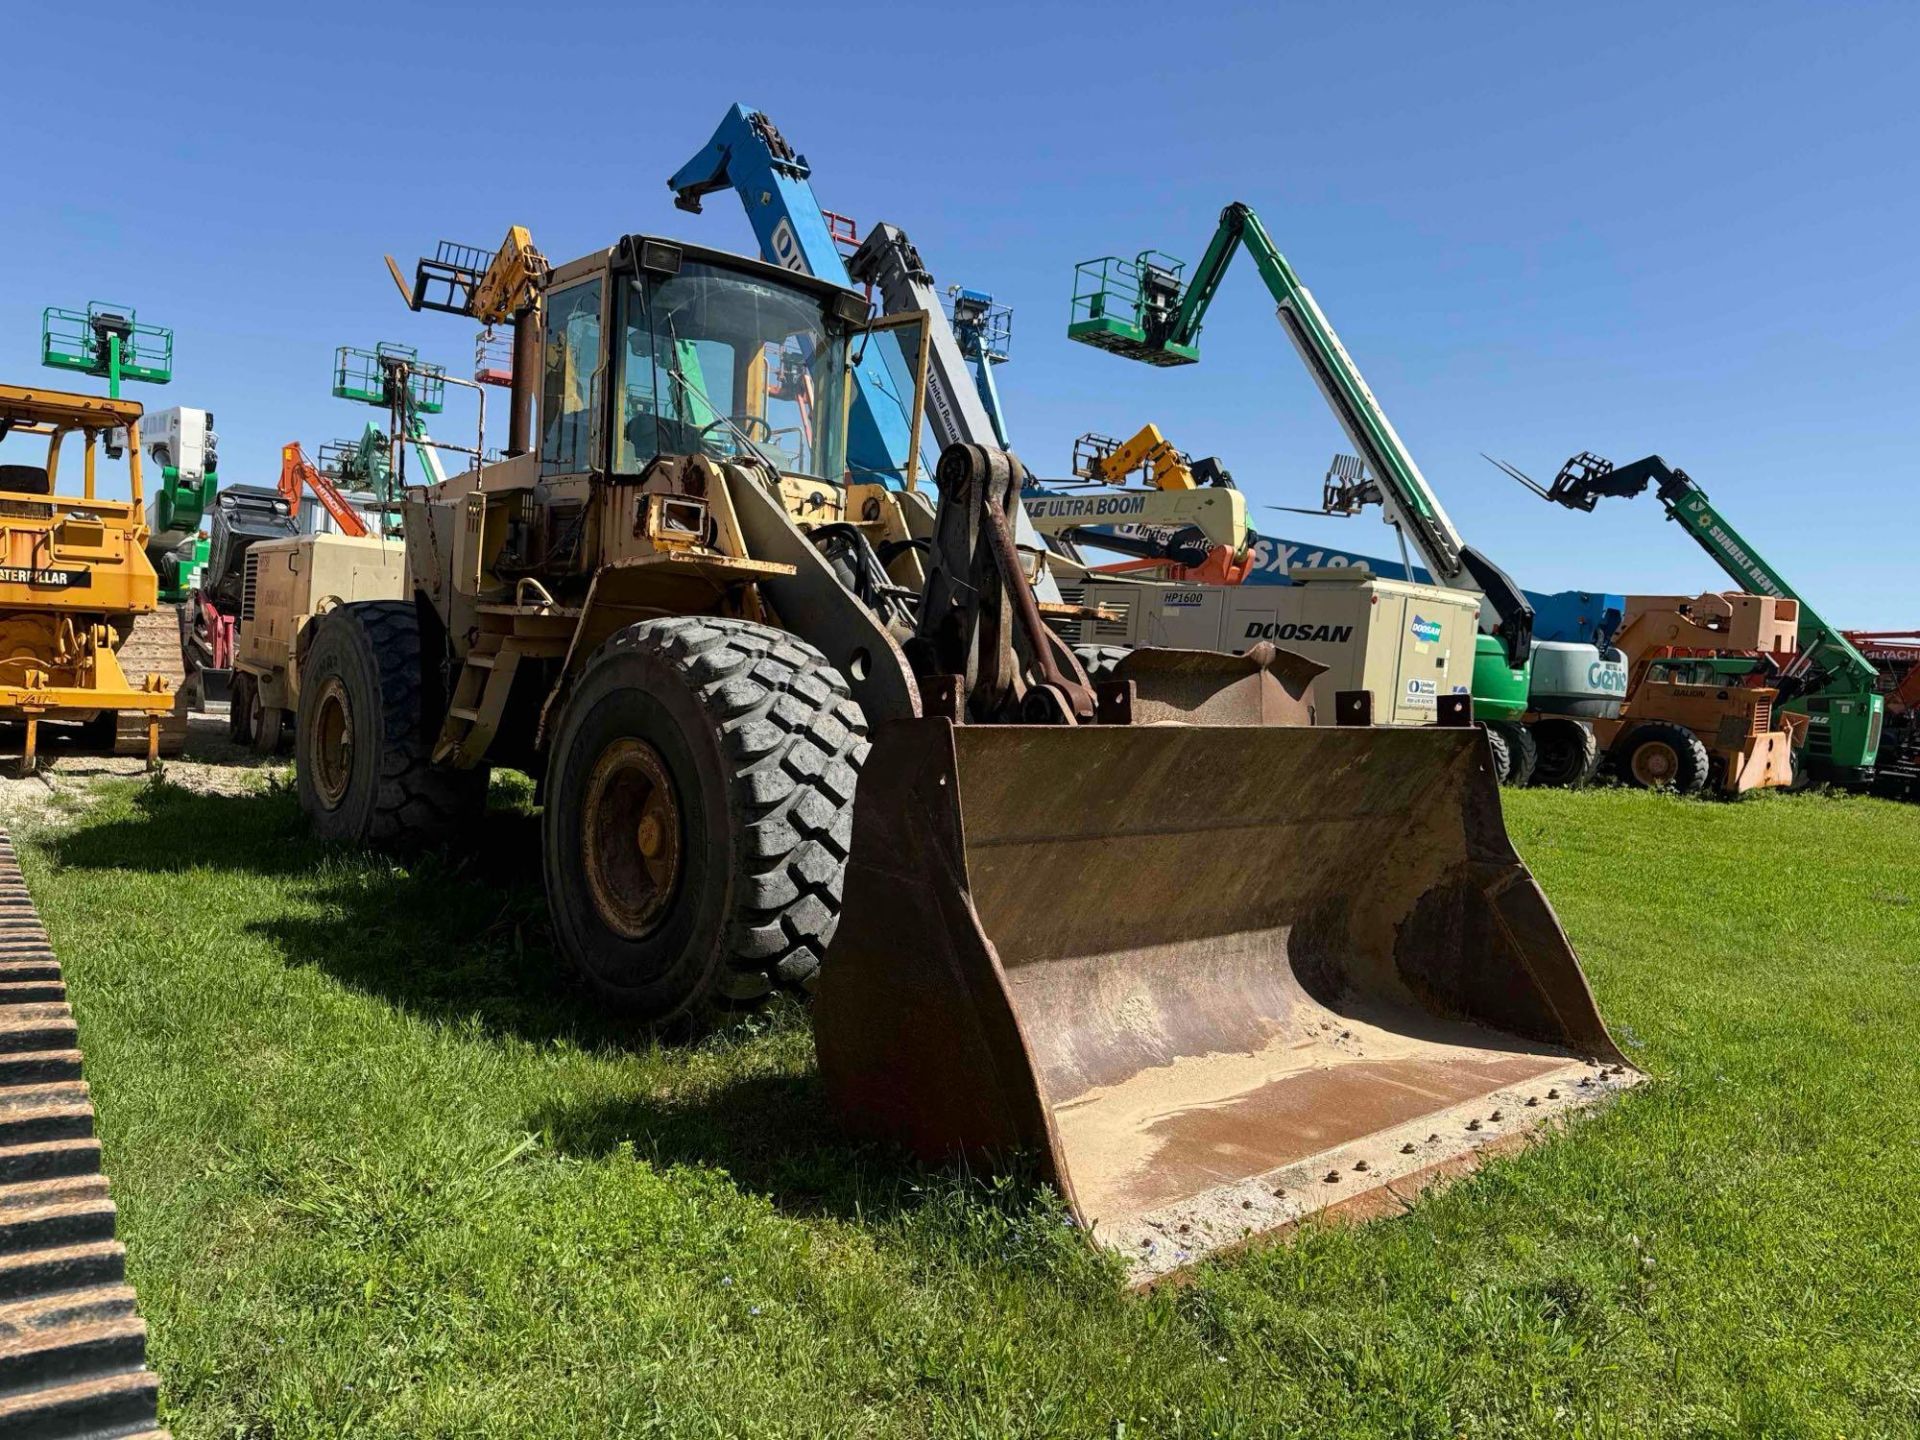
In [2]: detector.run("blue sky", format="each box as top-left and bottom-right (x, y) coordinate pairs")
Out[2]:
(8, 0), (1915, 624)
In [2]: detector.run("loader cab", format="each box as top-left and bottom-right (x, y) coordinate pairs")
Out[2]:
(532, 238), (866, 488)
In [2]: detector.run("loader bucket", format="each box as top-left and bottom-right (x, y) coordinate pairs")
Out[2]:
(815, 718), (1641, 1283)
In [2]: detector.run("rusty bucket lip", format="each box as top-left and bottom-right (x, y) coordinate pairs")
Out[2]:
(1093, 1057), (1645, 1287)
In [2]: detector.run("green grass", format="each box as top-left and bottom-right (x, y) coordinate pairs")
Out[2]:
(14, 777), (1920, 1438)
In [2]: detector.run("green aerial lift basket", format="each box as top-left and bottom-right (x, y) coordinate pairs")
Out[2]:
(1067, 252), (1200, 366)
(332, 341), (447, 413)
(41, 302), (173, 395)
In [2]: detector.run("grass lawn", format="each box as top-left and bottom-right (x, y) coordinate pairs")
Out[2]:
(15, 774), (1920, 1438)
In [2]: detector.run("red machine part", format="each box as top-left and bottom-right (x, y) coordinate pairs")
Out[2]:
(1845, 630), (1920, 713)
(279, 441), (370, 539)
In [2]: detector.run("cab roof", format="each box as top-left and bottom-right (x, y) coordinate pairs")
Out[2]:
(0, 383), (144, 430)
(549, 235), (867, 312)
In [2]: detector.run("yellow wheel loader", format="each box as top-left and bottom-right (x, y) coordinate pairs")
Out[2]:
(298, 232), (1639, 1279)
(0, 384), (185, 770)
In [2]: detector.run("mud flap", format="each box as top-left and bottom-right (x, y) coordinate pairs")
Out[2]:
(815, 718), (1642, 1282)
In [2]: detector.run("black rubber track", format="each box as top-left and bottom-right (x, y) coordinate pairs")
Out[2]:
(0, 830), (168, 1439)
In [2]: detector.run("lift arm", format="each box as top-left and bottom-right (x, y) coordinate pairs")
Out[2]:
(1074, 424), (1221, 490)
(1532, 452), (1879, 696)
(1069, 202), (1535, 664)
(847, 223), (1004, 456)
(279, 442), (369, 538)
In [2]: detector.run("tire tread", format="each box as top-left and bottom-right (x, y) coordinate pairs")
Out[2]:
(581, 617), (867, 995)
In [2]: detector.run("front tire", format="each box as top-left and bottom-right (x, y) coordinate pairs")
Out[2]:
(1529, 718), (1601, 788)
(296, 600), (488, 845)
(542, 617), (867, 1026)
(1484, 724), (1513, 785)
(1487, 719), (1537, 787)
(1619, 722), (1710, 795)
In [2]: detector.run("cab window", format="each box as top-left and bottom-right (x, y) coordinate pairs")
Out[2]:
(541, 279), (603, 476)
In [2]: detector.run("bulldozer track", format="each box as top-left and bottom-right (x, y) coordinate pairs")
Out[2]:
(109, 609), (188, 759)
(0, 830), (168, 1439)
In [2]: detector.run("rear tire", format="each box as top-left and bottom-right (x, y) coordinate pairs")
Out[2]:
(1528, 717), (1601, 788)
(1618, 722), (1710, 795)
(542, 616), (867, 1026)
(249, 690), (284, 755)
(229, 673), (256, 745)
(296, 600), (488, 845)
(1486, 720), (1537, 787)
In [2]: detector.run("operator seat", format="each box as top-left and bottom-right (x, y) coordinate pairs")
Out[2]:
(0, 463), (53, 496)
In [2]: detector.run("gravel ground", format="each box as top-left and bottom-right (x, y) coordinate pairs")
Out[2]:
(0, 709), (281, 829)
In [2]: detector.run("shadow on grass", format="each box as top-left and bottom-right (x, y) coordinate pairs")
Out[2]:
(40, 778), (643, 1050)
(532, 1069), (933, 1221)
(44, 779), (1053, 1231)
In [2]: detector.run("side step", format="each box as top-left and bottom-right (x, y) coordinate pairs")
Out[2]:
(0, 830), (168, 1439)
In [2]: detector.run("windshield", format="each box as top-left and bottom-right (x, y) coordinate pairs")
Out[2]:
(616, 262), (848, 481)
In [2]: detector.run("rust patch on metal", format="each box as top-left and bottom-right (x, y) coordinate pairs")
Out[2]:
(816, 718), (1644, 1282)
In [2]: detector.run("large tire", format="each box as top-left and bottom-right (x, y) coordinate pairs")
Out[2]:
(1487, 719), (1537, 787)
(1072, 644), (1132, 683)
(247, 678), (285, 756)
(1618, 722), (1711, 795)
(229, 672), (256, 745)
(542, 616), (867, 1025)
(1484, 724), (1512, 785)
(296, 600), (488, 845)
(1528, 717), (1601, 788)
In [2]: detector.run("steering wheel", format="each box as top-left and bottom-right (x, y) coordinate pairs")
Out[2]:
(698, 414), (775, 448)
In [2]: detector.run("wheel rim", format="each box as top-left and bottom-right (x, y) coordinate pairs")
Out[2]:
(581, 737), (684, 941)
(310, 677), (355, 809)
(1631, 740), (1680, 787)
(248, 689), (266, 736)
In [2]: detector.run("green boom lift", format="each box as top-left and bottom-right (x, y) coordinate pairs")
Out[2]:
(1067, 202), (1627, 735)
(42, 302), (215, 600)
(1505, 451), (1884, 786)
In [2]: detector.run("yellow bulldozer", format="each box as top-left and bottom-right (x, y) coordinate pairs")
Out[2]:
(0, 383), (184, 770)
(297, 229), (1639, 1278)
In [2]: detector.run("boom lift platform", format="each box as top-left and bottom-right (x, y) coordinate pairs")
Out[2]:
(292, 223), (1638, 1281)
